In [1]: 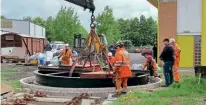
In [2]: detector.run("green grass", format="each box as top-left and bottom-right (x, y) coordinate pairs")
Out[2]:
(113, 76), (206, 105)
(1, 65), (23, 89)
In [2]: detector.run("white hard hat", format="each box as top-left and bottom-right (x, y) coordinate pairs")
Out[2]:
(169, 38), (176, 43)
(108, 52), (112, 56)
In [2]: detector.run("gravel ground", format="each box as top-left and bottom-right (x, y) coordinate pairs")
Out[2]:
(1, 64), (37, 81)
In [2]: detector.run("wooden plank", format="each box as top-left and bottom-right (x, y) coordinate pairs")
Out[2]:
(1, 83), (12, 95)
(81, 99), (95, 105)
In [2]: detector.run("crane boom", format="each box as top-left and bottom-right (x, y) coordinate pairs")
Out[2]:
(64, 0), (95, 12)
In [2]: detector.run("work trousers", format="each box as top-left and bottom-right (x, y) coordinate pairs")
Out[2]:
(173, 57), (180, 82)
(163, 61), (174, 86)
(115, 78), (128, 93)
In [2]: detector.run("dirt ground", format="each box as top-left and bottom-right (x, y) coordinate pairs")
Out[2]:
(1, 64), (37, 81)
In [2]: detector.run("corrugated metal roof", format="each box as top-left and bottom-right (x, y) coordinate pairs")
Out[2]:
(0, 31), (45, 39)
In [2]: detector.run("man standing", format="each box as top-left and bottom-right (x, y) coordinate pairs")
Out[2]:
(44, 41), (52, 52)
(170, 38), (181, 83)
(113, 42), (132, 97)
(59, 44), (73, 65)
(159, 38), (174, 86)
(152, 42), (157, 62)
(108, 44), (116, 56)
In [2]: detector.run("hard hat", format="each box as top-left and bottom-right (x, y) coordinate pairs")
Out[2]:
(169, 38), (176, 43)
(115, 41), (124, 48)
(146, 55), (152, 61)
(108, 52), (112, 56)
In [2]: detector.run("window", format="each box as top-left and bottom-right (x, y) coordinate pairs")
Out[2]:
(5, 35), (14, 40)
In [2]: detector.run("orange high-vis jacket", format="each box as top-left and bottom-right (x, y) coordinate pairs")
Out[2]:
(174, 43), (181, 58)
(114, 48), (132, 78)
(143, 60), (158, 72)
(59, 49), (73, 65)
(173, 43), (181, 82)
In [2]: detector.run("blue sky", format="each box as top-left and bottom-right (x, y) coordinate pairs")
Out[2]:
(1, 0), (157, 30)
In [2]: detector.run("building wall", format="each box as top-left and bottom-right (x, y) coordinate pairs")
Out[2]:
(177, 0), (202, 35)
(35, 25), (43, 38)
(201, 0), (206, 66)
(158, 1), (177, 63)
(1, 20), (30, 35)
(1, 19), (46, 38)
(176, 35), (194, 67)
(29, 23), (35, 36)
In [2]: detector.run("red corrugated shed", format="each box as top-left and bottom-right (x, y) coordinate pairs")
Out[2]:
(1, 32), (47, 59)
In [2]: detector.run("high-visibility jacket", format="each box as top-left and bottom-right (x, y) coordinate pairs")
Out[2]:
(174, 43), (181, 58)
(143, 59), (158, 72)
(59, 49), (73, 65)
(173, 43), (181, 82)
(114, 48), (132, 78)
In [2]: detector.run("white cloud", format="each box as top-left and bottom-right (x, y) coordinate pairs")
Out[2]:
(1, 0), (157, 31)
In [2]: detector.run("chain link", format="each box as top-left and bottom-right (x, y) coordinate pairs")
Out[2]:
(90, 12), (96, 29)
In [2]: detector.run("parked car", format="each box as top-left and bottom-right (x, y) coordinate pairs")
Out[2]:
(135, 48), (141, 53)
(141, 47), (153, 57)
(51, 44), (67, 54)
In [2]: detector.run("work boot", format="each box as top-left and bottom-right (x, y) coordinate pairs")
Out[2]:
(121, 89), (128, 94)
(112, 93), (121, 98)
(161, 85), (168, 87)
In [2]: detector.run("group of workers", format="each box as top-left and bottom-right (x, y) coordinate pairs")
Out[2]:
(57, 37), (180, 97)
(107, 38), (181, 97)
(160, 38), (181, 86)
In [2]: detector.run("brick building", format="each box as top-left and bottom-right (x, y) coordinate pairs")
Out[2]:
(147, 0), (206, 67)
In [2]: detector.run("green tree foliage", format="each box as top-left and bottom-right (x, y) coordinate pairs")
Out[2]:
(117, 15), (157, 46)
(78, 24), (88, 37)
(96, 6), (121, 43)
(23, 16), (32, 21)
(22, 7), (88, 45)
(1, 15), (6, 19)
(52, 7), (80, 44)
(32, 17), (46, 26)
(19, 5), (157, 46)
(45, 16), (54, 40)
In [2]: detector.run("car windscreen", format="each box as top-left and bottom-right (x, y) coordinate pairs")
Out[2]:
(58, 45), (65, 49)
(52, 45), (58, 49)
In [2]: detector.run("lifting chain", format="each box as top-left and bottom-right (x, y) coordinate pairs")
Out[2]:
(90, 11), (96, 29)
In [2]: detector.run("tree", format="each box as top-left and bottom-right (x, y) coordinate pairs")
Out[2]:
(23, 16), (32, 21)
(45, 16), (54, 40)
(52, 7), (80, 45)
(78, 24), (88, 37)
(96, 6), (121, 43)
(146, 17), (157, 45)
(1, 15), (6, 19)
(117, 18), (130, 37)
(32, 17), (45, 26)
(139, 15), (148, 46)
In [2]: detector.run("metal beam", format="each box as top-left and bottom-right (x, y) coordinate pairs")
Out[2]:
(64, 0), (95, 12)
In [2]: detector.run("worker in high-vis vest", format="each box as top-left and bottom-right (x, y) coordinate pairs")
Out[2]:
(113, 42), (132, 97)
(143, 55), (158, 77)
(59, 44), (73, 65)
(170, 38), (181, 82)
(108, 52), (115, 65)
